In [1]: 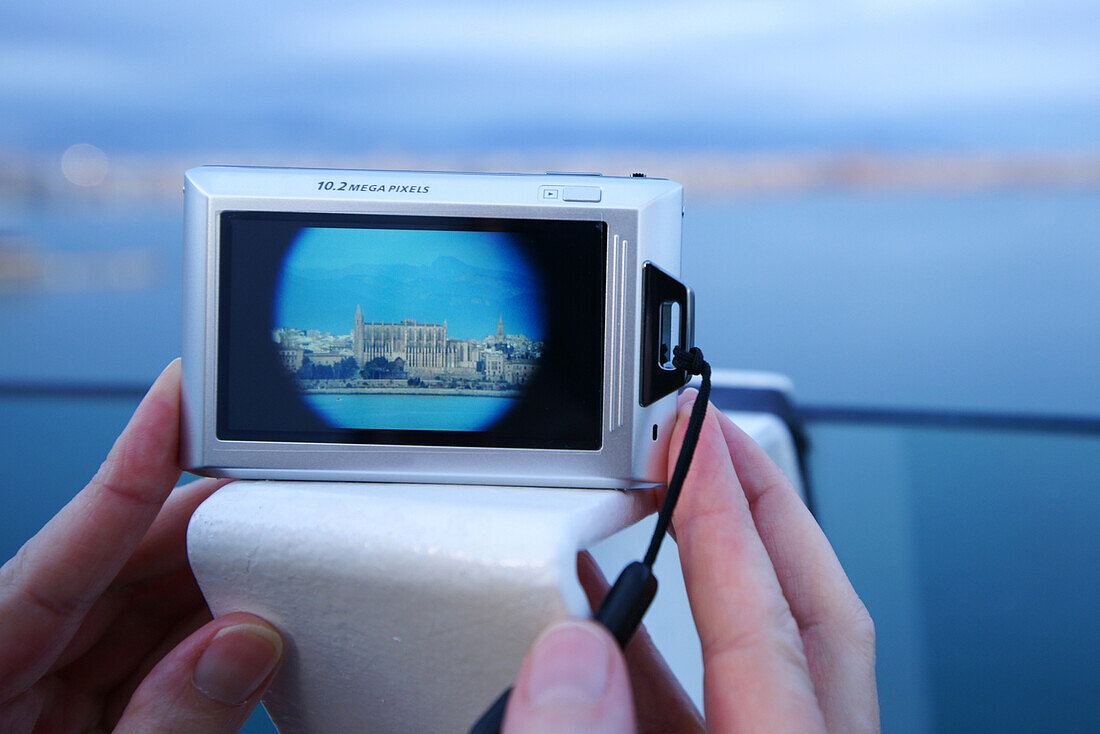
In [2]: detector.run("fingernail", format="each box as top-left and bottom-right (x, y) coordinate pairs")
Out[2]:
(153, 358), (180, 382)
(193, 623), (283, 705)
(522, 621), (611, 708)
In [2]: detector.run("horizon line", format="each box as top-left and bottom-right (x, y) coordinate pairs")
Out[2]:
(3, 148), (1100, 201)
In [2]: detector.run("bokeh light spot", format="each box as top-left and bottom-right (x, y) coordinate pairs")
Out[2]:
(61, 143), (109, 187)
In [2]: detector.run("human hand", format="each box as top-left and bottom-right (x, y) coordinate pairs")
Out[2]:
(501, 392), (879, 733)
(0, 360), (283, 732)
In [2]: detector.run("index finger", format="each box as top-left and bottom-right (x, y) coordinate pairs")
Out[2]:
(0, 359), (184, 701)
(713, 409), (879, 732)
(662, 398), (826, 733)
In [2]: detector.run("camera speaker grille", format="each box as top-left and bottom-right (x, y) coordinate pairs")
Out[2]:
(608, 234), (628, 432)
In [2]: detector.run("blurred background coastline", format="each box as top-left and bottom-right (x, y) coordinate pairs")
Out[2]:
(4, 148), (1100, 204)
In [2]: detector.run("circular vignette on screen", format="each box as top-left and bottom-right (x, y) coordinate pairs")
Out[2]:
(272, 225), (547, 432)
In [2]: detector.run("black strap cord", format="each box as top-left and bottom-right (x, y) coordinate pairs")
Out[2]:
(470, 346), (711, 734)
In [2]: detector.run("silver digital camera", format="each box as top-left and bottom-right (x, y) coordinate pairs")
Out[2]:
(181, 166), (694, 488)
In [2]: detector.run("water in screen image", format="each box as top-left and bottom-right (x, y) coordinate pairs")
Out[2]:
(272, 226), (546, 431)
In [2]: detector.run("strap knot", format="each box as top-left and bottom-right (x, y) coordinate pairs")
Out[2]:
(672, 345), (706, 375)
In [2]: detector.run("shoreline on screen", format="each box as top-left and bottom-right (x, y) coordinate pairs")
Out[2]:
(298, 384), (521, 398)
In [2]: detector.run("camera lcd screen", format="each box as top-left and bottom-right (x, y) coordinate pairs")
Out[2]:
(217, 212), (606, 449)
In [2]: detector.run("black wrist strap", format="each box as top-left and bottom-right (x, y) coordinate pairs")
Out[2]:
(470, 346), (711, 734)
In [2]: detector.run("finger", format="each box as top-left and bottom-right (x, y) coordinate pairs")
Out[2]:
(503, 619), (636, 734)
(102, 606), (212, 729)
(51, 477), (230, 674)
(676, 387), (697, 409)
(112, 612), (282, 734)
(577, 552), (703, 734)
(53, 566), (207, 694)
(0, 675), (100, 734)
(116, 476), (233, 586)
(663, 398), (826, 732)
(714, 411), (879, 732)
(652, 386), (706, 544)
(0, 359), (184, 702)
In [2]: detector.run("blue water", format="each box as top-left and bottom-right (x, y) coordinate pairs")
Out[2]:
(683, 190), (1100, 416)
(304, 392), (514, 431)
(812, 423), (1100, 733)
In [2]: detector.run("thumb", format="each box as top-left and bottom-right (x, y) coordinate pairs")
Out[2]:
(503, 620), (636, 734)
(114, 613), (284, 733)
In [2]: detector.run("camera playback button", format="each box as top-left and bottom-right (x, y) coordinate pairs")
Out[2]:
(562, 186), (602, 203)
(540, 186), (562, 201)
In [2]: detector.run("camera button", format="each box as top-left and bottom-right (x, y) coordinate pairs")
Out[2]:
(540, 187), (561, 200)
(562, 186), (602, 203)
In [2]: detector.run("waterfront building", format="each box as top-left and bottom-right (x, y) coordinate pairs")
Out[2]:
(278, 347), (305, 372)
(504, 358), (538, 385)
(282, 306), (539, 384)
(306, 353), (347, 368)
(483, 349), (505, 380)
(352, 305), (481, 377)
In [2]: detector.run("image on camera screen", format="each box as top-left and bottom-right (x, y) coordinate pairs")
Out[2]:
(218, 212), (605, 449)
(272, 227), (545, 432)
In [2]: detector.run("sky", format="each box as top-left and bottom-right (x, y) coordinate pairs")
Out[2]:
(274, 227), (545, 340)
(1, 0), (1097, 156)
